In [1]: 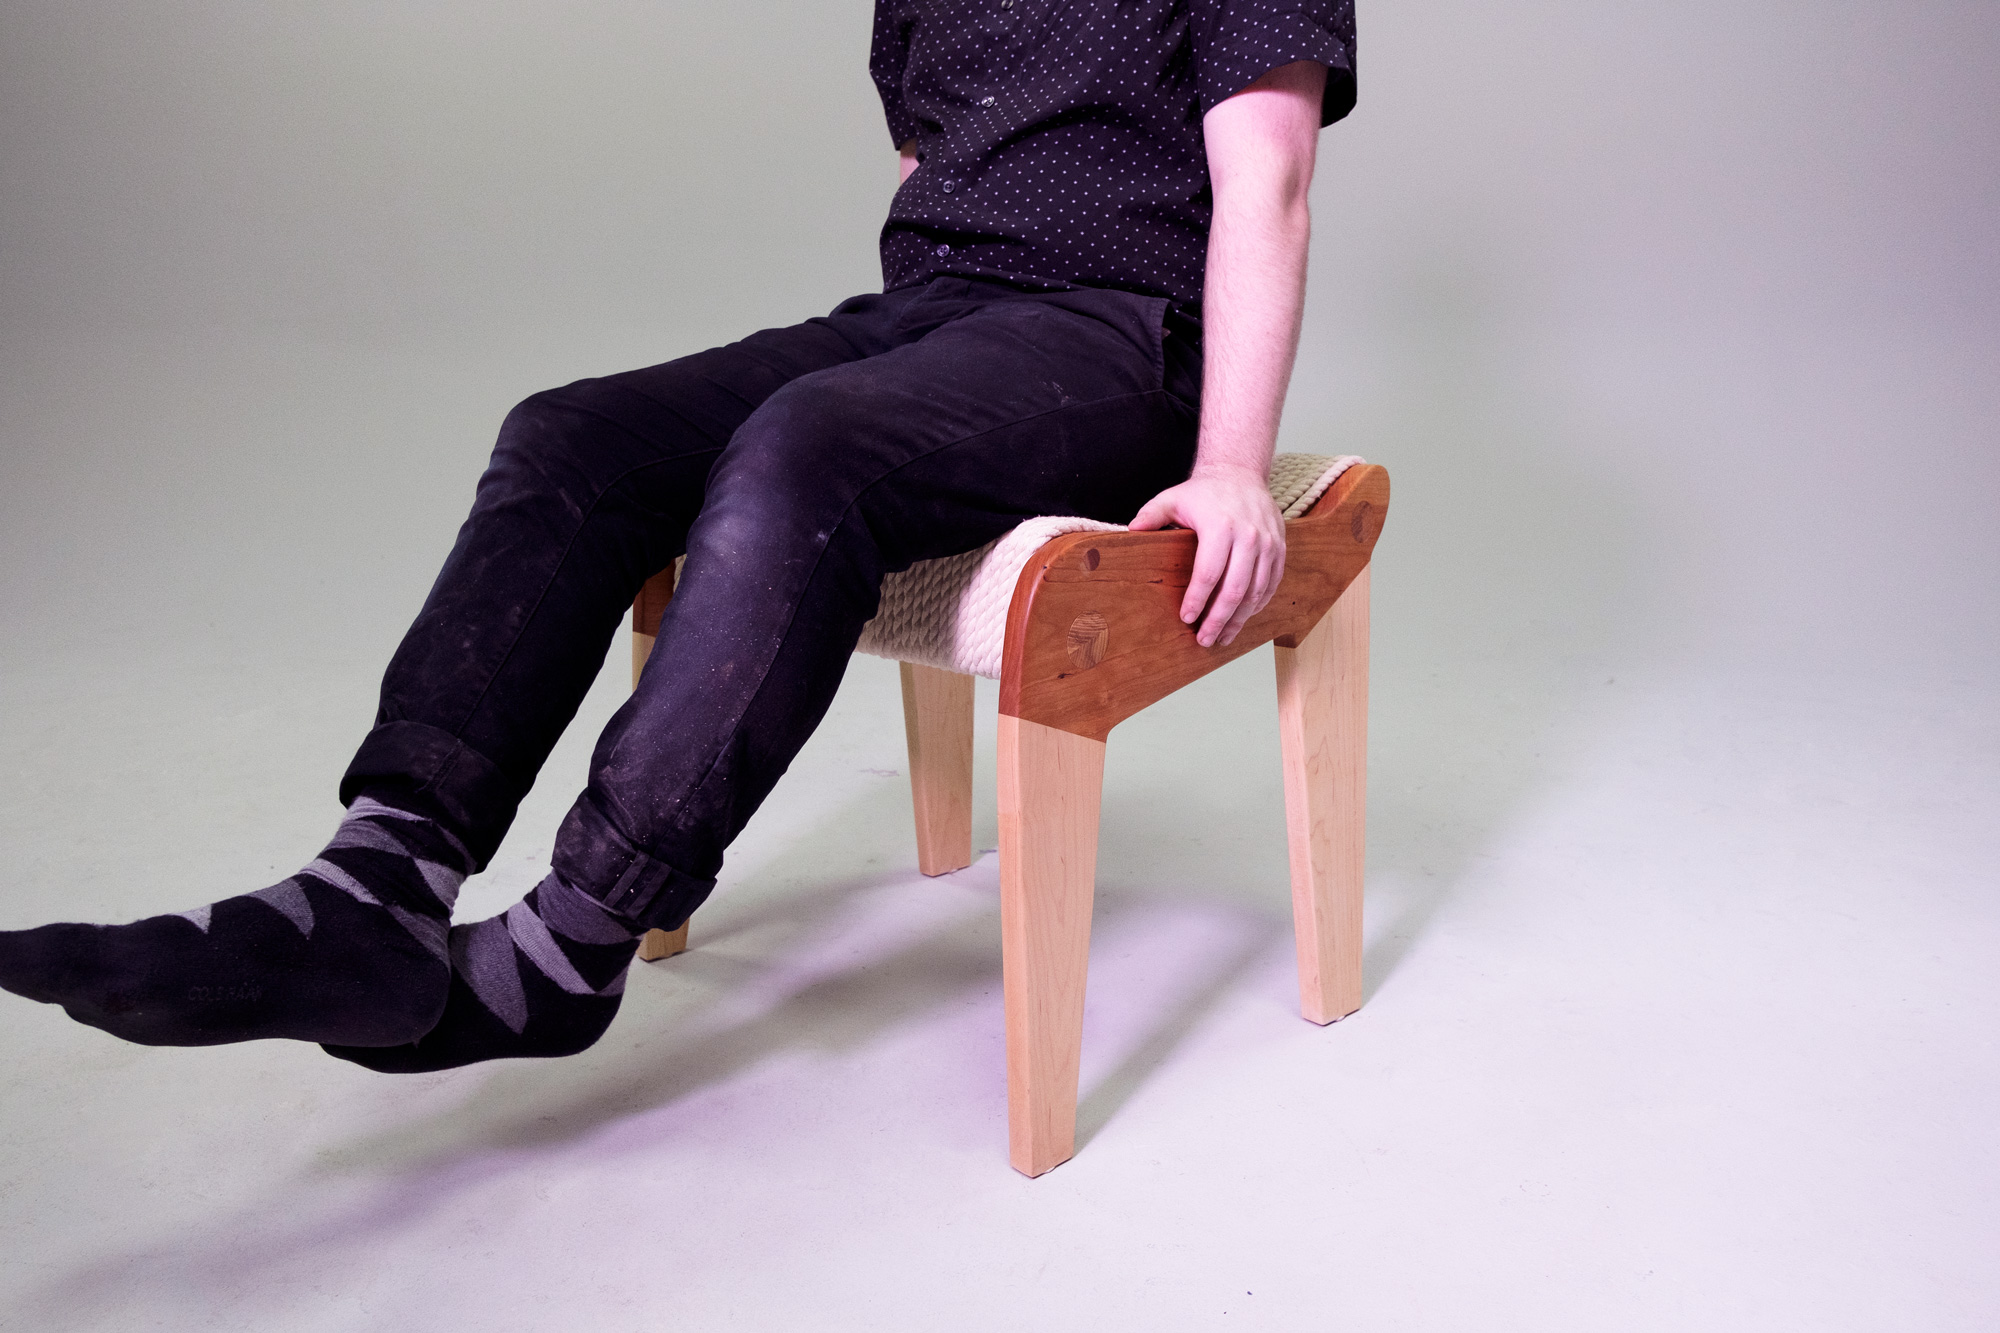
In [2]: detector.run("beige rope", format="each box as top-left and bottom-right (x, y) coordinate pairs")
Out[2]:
(855, 453), (1361, 680)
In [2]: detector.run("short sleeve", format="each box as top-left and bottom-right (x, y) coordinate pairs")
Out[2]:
(1189, 0), (1357, 127)
(870, 1), (921, 148)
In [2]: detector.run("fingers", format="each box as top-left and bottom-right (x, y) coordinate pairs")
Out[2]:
(1196, 529), (1259, 646)
(1146, 475), (1286, 642)
(1216, 535), (1284, 645)
(1197, 518), (1287, 647)
(1181, 524), (1232, 627)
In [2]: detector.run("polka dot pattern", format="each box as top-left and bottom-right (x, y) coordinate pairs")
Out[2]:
(870, 0), (1356, 323)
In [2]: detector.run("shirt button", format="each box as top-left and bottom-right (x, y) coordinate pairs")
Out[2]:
(936, 244), (952, 257)
(942, 180), (956, 192)
(980, 96), (996, 107)
(1000, 0), (1013, 8)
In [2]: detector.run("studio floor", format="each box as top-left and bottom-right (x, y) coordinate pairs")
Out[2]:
(0, 628), (1992, 1331)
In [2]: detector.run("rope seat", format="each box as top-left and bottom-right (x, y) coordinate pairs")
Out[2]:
(854, 453), (1363, 680)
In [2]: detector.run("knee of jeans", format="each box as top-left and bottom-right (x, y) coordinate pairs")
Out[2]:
(706, 385), (867, 532)
(480, 384), (621, 510)
(686, 461), (834, 575)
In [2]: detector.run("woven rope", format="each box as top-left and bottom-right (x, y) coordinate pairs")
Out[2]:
(854, 453), (1362, 680)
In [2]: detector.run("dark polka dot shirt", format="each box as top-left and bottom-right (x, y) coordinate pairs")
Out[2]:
(871, 0), (1356, 324)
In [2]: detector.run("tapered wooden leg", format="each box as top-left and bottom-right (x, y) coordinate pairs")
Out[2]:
(1274, 564), (1369, 1025)
(633, 567), (689, 964)
(637, 923), (689, 961)
(900, 662), (976, 876)
(632, 630), (656, 688)
(997, 714), (1105, 1177)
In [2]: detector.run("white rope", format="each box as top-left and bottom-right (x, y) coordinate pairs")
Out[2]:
(855, 453), (1362, 680)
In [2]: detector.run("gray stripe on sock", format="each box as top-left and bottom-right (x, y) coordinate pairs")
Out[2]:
(249, 880), (315, 936)
(431, 824), (475, 875)
(505, 901), (595, 995)
(387, 905), (449, 963)
(298, 862), (442, 956)
(348, 797), (475, 872)
(454, 917), (528, 1033)
(433, 826), (474, 875)
(175, 904), (212, 933)
(347, 795), (420, 823)
(325, 819), (413, 859)
(596, 968), (627, 998)
(415, 860), (466, 911)
(301, 858), (381, 907)
(334, 820), (424, 860)
(534, 874), (637, 946)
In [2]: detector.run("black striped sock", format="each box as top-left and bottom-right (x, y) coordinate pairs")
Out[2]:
(322, 871), (642, 1072)
(0, 796), (469, 1047)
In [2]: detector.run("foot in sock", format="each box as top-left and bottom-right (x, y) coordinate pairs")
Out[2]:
(323, 872), (641, 1073)
(0, 797), (470, 1048)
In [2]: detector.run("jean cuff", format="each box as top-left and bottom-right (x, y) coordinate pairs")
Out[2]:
(552, 795), (718, 933)
(339, 720), (524, 872)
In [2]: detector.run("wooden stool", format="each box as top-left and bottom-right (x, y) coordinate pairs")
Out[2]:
(630, 462), (1389, 1175)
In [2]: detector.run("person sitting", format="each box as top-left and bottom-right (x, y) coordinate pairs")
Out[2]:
(0, 1), (1356, 1074)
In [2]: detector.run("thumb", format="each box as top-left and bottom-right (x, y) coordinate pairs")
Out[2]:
(1128, 490), (1179, 531)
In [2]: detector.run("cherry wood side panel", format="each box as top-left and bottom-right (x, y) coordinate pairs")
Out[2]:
(1275, 565), (1368, 1025)
(998, 464), (1389, 740)
(998, 714), (1106, 1177)
(900, 663), (977, 876)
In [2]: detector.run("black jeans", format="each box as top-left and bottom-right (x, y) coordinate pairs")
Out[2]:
(340, 278), (1203, 929)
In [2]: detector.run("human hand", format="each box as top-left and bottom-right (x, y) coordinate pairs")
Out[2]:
(1128, 464), (1287, 647)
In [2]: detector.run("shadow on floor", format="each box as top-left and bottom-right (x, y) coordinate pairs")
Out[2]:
(12, 816), (1289, 1328)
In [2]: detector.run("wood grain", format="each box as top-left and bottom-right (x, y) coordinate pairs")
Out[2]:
(998, 464), (1389, 740)
(1275, 565), (1368, 1024)
(636, 923), (690, 962)
(900, 662), (976, 876)
(631, 631), (656, 690)
(997, 714), (1106, 1177)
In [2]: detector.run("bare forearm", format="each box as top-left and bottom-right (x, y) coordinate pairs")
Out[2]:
(1129, 60), (1325, 647)
(1197, 184), (1311, 478)
(1195, 61), (1323, 480)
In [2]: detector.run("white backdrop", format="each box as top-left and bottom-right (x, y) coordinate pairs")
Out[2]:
(3, 1), (1994, 684)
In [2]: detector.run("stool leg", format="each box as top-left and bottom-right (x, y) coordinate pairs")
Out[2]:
(900, 663), (976, 875)
(636, 922), (688, 961)
(633, 567), (690, 963)
(997, 714), (1105, 1177)
(1274, 565), (1369, 1025)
